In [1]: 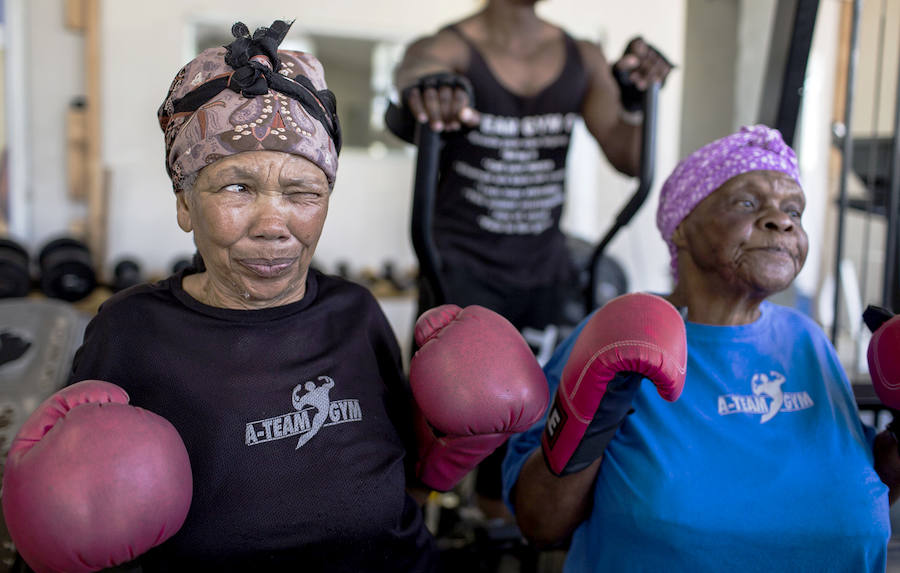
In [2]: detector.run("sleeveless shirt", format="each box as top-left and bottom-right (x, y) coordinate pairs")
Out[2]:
(434, 25), (589, 289)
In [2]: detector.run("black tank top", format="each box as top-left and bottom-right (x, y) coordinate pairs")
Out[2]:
(434, 25), (589, 289)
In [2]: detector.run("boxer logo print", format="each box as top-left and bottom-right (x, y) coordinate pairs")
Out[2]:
(244, 375), (363, 447)
(717, 371), (813, 423)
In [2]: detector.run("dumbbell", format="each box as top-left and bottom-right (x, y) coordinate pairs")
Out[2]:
(171, 252), (205, 274)
(38, 237), (97, 302)
(335, 261), (351, 280)
(0, 238), (31, 298)
(380, 260), (414, 293)
(112, 258), (143, 292)
(171, 257), (193, 274)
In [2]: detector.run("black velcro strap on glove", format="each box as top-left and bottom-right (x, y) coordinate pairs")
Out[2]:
(551, 372), (643, 476)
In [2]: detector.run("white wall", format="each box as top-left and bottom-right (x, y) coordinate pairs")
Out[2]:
(680, 0), (738, 158)
(735, 0), (777, 130)
(852, 0), (900, 138)
(793, 0), (839, 300)
(15, 0), (85, 252)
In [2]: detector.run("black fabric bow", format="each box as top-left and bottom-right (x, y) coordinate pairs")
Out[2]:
(171, 20), (342, 153)
(224, 20), (291, 96)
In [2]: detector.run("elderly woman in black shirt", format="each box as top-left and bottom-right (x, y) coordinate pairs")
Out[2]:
(1, 20), (548, 573)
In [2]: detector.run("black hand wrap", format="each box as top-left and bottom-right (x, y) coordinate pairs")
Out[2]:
(400, 72), (476, 107)
(612, 37), (673, 113)
(612, 65), (644, 113)
(385, 72), (476, 143)
(549, 372), (642, 476)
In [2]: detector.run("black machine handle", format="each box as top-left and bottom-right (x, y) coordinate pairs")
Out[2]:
(585, 81), (660, 315)
(409, 122), (447, 305)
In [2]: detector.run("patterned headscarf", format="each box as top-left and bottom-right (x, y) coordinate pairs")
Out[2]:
(158, 20), (341, 192)
(656, 124), (801, 278)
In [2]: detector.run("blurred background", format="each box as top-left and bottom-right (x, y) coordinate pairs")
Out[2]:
(0, 0), (898, 570)
(0, 0), (897, 367)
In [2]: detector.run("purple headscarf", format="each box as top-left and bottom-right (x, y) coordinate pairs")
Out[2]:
(656, 124), (801, 277)
(158, 20), (341, 192)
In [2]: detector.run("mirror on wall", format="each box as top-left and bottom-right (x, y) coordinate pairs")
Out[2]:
(191, 20), (407, 154)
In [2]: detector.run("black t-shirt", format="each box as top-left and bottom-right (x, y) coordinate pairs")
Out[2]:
(69, 269), (437, 572)
(434, 25), (589, 290)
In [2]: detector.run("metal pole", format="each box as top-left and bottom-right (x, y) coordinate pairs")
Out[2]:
(410, 123), (446, 305)
(831, 0), (861, 343)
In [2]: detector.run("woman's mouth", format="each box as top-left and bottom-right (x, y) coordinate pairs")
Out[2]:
(239, 258), (296, 278)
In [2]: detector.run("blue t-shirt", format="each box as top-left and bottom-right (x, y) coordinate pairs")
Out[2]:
(503, 301), (890, 572)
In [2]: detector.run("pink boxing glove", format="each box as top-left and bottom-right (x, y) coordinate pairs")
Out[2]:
(2, 380), (193, 573)
(542, 293), (687, 476)
(868, 313), (900, 409)
(409, 305), (549, 492)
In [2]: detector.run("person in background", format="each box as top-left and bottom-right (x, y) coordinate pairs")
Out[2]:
(503, 125), (900, 572)
(1, 20), (549, 573)
(391, 0), (673, 521)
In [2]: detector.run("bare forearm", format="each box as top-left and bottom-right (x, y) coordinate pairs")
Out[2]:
(873, 429), (900, 505)
(394, 34), (462, 92)
(395, 58), (453, 92)
(511, 450), (600, 546)
(601, 119), (642, 177)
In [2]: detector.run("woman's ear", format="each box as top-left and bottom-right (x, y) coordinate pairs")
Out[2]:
(671, 223), (687, 249)
(175, 192), (193, 233)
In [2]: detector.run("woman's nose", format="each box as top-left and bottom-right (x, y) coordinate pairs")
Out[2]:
(760, 206), (795, 233)
(250, 195), (291, 240)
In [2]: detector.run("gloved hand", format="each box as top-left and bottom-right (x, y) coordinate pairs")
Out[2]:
(409, 304), (549, 492)
(2, 380), (193, 573)
(541, 293), (687, 476)
(612, 36), (674, 112)
(867, 310), (900, 410)
(401, 71), (479, 133)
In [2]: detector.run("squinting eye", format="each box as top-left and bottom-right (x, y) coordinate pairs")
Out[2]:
(287, 191), (322, 200)
(222, 184), (247, 193)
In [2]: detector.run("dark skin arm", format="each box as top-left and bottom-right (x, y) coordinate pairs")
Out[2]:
(394, 29), (479, 132)
(579, 37), (673, 177)
(510, 451), (600, 547)
(873, 429), (900, 505)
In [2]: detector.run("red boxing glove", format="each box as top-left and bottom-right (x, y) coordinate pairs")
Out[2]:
(868, 313), (900, 409)
(542, 293), (687, 476)
(2, 380), (193, 573)
(409, 305), (549, 492)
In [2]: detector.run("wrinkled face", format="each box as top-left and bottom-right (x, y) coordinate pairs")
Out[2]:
(176, 150), (330, 308)
(673, 170), (808, 298)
